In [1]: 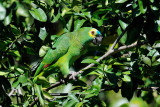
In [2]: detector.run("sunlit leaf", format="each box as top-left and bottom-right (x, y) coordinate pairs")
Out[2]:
(51, 10), (61, 23)
(142, 57), (151, 66)
(0, 70), (10, 75)
(115, 0), (128, 3)
(35, 84), (44, 106)
(65, 100), (76, 107)
(81, 59), (100, 65)
(43, 91), (53, 99)
(75, 102), (83, 107)
(67, 16), (73, 32)
(36, 76), (50, 87)
(119, 20), (128, 29)
(39, 27), (47, 41)
(0, 3), (6, 20)
(68, 94), (79, 103)
(29, 8), (47, 22)
(39, 46), (50, 57)
(74, 19), (85, 31)
(18, 75), (27, 84)
(4, 11), (12, 26)
(118, 26), (127, 44)
(138, 0), (147, 14)
(16, 4), (29, 17)
(122, 75), (131, 82)
(156, 20), (160, 32)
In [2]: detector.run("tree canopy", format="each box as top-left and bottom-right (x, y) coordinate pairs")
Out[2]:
(0, 0), (160, 106)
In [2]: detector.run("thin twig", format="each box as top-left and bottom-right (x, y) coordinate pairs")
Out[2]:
(45, 80), (65, 91)
(3, 33), (24, 55)
(8, 89), (15, 97)
(110, 26), (129, 50)
(30, 97), (39, 107)
(137, 87), (160, 91)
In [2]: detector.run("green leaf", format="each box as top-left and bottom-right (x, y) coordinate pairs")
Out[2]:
(84, 93), (96, 99)
(36, 76), (50, 87)
(23, 101), (29, 107)
(0, 3), (6, 20)
(118, 20), (128, 44)
(67, 16), (73, 32)
(43, 91), (53, 99)
(10, 24), (21, 35)
(75, 102), (83, 107)
(39, 46), (50, 57)
(147, 49), (159, 57)
(65, 100), (76, 107)
(81, 59), (100, 65)
(115, 0), (128, 3)
(122, 71), (131, 75)
(16, 4), (29, 17)
(12, 79), (19, 88)
(18, 75), (27, 84)
(156, 20), (160, 32)
(39, 27), (47, 41)
(156, 95), (160, 104)
(51, 10), (61, 23)
(68, 94), (79, 103)
(74, 19), (85, 31)
(119, 20), (128, 29)
(138, 0), (147, 14)
(4, 11), (12, 26)
(92, 18), (103, 26)
(118, 26), (127, 44)
(83, 11), (91, 19)
(0, 70), (10, 76)
(35, 84), (44, 106)
(51, 35), (59, 40)
(29, 8), (47, 22)
(85, 77), (102, 95)
(122, 75), (131, 82)
(142, 57), (151, 66)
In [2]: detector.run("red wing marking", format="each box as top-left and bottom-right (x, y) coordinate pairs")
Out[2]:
(44, 64), (50, 68)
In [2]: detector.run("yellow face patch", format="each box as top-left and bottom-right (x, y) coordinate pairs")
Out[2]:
(89, 29), (97, 38)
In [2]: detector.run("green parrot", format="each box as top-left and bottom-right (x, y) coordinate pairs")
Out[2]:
(34, 27), (103, 80)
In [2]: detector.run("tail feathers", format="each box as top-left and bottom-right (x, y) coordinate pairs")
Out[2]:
(34, 63), (44, 77)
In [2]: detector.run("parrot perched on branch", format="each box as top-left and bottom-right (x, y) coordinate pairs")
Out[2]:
(34, 27), (103, 80)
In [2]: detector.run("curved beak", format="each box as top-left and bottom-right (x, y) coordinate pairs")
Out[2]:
(92, 34), (103, 46)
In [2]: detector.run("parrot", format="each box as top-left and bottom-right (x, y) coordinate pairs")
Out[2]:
(33, 27), (103, 81)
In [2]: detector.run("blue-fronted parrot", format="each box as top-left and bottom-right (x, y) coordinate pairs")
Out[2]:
(34, 27), (102, 80)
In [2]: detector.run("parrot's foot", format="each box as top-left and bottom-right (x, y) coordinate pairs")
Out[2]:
(59, 72), (78, 84)
(68, 71), (78, 81)
(60, 78), (68, 84)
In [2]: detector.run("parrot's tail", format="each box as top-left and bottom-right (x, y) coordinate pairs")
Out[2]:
(34, 63), (44, 77)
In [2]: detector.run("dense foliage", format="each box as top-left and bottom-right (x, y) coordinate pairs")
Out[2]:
(0, 0), (160, 106)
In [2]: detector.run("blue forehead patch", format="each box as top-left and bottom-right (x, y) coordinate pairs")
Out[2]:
(97, 30), (101, 35)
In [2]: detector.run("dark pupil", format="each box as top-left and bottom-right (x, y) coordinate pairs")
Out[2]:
(91, 31), (95, 35)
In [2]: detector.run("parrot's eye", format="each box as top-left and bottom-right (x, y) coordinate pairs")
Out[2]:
(91, 31), (95, 35)
(89, 29), (97, 38)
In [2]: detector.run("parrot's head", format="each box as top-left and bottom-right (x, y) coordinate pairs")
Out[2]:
(89, 28), (103, 46)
